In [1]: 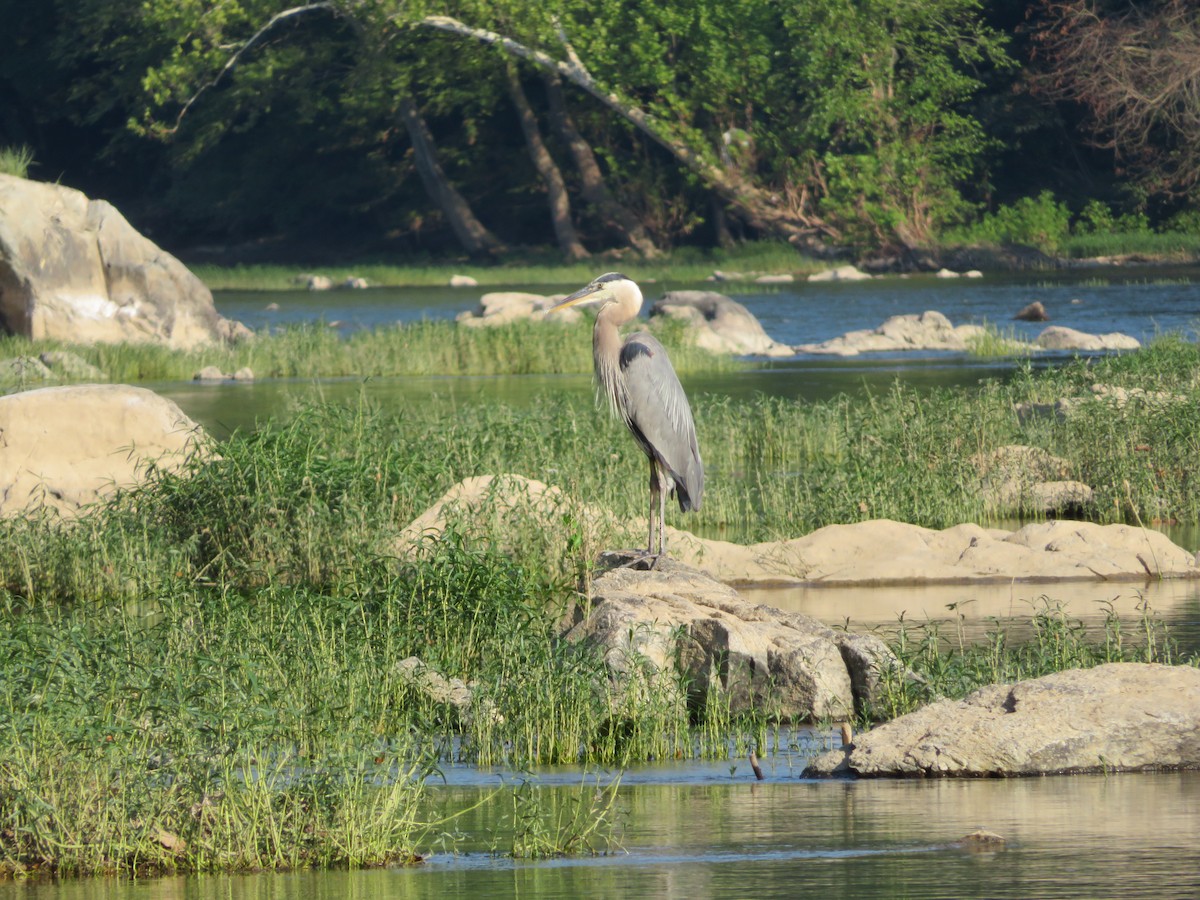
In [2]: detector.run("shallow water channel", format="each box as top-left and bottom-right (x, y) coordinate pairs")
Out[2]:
(17, 269), (1192, 897)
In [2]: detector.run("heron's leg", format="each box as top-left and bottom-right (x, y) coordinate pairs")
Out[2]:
(647, 457), (660, 557)
(658, 474), (668, 557)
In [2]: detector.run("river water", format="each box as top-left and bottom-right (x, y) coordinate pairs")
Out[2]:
(17, 268), (1194, 898)
(155, 265), (1200, 438)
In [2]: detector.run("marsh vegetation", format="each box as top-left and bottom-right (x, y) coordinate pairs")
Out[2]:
(2, 326), (1198, 877)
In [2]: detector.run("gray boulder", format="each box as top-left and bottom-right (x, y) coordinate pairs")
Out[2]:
(563, 553), (898, 722)
(0, 175), (248, 348)
(650, 290), (793, 356)
(804, 663), (1200, 777)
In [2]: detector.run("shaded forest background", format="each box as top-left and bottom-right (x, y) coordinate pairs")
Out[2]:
(2, 0), (1197, 265)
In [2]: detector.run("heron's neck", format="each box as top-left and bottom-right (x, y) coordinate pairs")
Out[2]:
(593, 316), (626, 420)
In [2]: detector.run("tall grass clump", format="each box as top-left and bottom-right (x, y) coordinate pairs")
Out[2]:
(0, 145), (34, 178)
(868, 597), (1195, 722)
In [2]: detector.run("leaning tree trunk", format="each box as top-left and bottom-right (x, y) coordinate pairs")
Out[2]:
(542, 71), (661, 258)
(506, 64), (589, 260)
(419, 15), (838, 246)
(398, 94), (505, 256)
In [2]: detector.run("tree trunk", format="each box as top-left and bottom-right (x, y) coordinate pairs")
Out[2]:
(398, 94), (505, 256)
(419, 15), (837, 245)
(541, 71), (660, 258)
(505, 65), (589, 260)
(710, 196), (735, 248)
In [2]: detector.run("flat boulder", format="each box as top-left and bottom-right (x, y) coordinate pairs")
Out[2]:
(0, 384), (206, 517)
(455, 291), (582, 327)
(804, 663), (1200, 776)
(669, 519), (1198, 585)
(650, 290), (793, 356)
(563, 553), (896, 722)
(1034, 326), (1139, 352)
(398, 476), (1198, 587)
(0, 175), (248, 348)
(796, 311), (985, 356)
(808, 265), (872, 282)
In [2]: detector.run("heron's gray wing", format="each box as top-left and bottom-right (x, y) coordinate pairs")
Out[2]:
(619, 331), (704, 510)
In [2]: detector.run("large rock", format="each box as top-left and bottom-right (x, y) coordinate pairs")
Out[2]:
(455, 291), (582, 327)
(563, 554), (896, 722)
(650, 291), (793, 357)
(0, 174), (247, 348)
(668, 519), (1198, 585)
(0, 384), (206, 517)
(973, 445), (1095, 516)
(398, 475), (1199, 586)
(1034, 326), (1139, 352)
(795, 311), (986, 356)
(804, 663), (1200, 776)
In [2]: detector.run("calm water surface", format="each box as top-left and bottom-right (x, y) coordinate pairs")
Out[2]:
(6, 773), (1198, 898)
(36, 270), (1189, 899)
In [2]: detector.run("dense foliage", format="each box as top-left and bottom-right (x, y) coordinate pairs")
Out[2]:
(2, 0), (1196, 260)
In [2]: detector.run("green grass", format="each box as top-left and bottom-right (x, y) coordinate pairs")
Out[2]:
(190, 241), (819, 291)
(0, 146), (34, 178)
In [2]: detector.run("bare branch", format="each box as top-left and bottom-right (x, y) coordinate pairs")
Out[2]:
(166, 2), (345, 135)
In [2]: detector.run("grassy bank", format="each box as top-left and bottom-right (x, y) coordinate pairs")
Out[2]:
(0, 315), (742, 387)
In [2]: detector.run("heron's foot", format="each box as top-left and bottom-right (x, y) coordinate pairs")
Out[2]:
(613, 549), (661, 570)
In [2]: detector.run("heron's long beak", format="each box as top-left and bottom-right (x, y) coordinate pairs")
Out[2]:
(548, 282), (610, 313)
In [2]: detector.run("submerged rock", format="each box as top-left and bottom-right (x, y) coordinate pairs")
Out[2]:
(455, 291), (582, 327)
(1015, 301), (1049, 321)
(803, 663), (1200, 777)
(1034, 326), (1139, 352)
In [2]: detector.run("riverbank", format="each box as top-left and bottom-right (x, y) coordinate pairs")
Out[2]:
(186, 236), (1200, 292)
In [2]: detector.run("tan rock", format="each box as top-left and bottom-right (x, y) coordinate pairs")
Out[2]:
(804, 663), (1200, 776)
(455, 291), (583, 327)
(1035, 326), (1140, 351)
(0, 384), (206, 517)
(0, 174), (245, 348)
(398, 475), (1199, 586)
(796, 311), (986, 356)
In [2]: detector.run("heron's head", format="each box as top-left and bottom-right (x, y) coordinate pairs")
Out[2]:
(548, 272), (642, 322)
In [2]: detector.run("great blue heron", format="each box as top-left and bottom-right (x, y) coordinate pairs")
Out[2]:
(549, 272), (703, 560)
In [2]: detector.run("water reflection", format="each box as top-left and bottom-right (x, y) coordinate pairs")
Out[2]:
(9, 774), (1198, 899)
(740, 578), (1200, 656)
